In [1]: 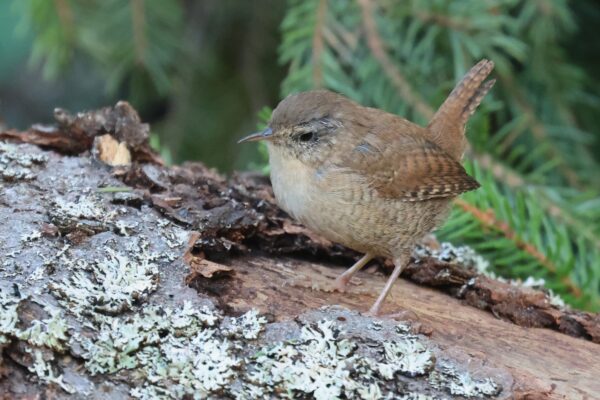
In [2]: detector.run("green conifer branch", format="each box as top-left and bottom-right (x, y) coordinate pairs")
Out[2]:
(279, 0), (600, 310)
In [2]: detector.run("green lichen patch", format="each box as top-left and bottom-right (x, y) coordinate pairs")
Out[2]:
(0, 288), (72, 391)
(244, 320), (358, 399)
(46, 194), (152, 240)
(0, 141), (48, 182)
(241, 319), (438, 400)
(20, 229), (42, 243)
(53, 196), (105, 221)
(50, 244), (160, 317)
(47, 195), (109, 234)
(0, 293), (69, 353)
(414, 241), (567, 307)
(0, 289), (19, 346)
(398, 394), (435, 400)
(26, 348), (76, 394)
(429, 360), (501, 398)
(77, 304), (270, 399)
(131, 337), (239, 399)
(378, 337), (435, 378)
(414, 242), (491, 275)
(76, 302), (219, 375)
(222, 309), (268, 340)
(18, 306), (70, 352)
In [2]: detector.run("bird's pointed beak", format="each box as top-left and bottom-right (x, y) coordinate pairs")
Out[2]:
(238, 127), (273, 144)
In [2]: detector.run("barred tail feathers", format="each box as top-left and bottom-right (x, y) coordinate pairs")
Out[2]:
(427, 59), (495, 160)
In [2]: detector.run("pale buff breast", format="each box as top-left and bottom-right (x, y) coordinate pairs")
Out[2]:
(267, 146), (315, 221)
(267, 145), (452, 258)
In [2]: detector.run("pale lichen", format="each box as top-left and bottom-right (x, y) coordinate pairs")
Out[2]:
(510, 276), (567, 308)
(52, 195), (105, 222)
(223, 309), (268, 340)
(0, 141), (47, 181)
(70, 301), (269, 399)
(162, 227), (188, 249)
(20, 229), (42, 243)
(246, 320), (356, 399)
(377, 337), (434, 378)
(27, 348), (76, 394)
(114, 219), (139, 236)
(0, 290), (72, 391)
(414, 241), (491, 275)
(547, 290), (566, 308)
(415, 241), (567, 308)
(429, 360), (501, 398)
(398, 394), (436, 400)
(1, 142), (506, 398)
(50, 245), (159, 316)
(243, 319), (438, 399)
(76, 302), (221, 377)
(48, 194), (147, 237)
(18, 306), (70, 352)
(0, 289), (19, 347)
(0, 295), (69, 352)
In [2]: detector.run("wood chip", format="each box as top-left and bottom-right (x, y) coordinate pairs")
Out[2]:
(95, 134), (131, 166)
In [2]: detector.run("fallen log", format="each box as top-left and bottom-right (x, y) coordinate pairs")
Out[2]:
(0, 103), (598, 399)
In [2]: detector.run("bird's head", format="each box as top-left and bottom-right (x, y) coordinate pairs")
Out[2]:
(239, 90), (356, 165)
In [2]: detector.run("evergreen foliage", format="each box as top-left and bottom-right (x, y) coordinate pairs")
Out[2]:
(10, 1), (285, 171)
(280, 0), (600, 310)
(12, 0), (600, 310)
(15, 0), (183, 103)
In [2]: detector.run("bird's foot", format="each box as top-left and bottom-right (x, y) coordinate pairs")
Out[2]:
(364, 300), (383, 317)
(332, 276), (350, 293)
(331, 253), (373, 293)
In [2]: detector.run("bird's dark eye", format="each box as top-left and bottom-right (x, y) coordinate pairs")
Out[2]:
(299, 132), (315, 142)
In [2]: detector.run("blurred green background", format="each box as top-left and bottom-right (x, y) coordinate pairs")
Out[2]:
(0, 0), (599, 310)
(0, 0), (286, 171)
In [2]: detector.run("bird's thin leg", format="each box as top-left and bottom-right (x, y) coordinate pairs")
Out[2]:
(333, 253), (374, 292)
(366, 253), (409, 316)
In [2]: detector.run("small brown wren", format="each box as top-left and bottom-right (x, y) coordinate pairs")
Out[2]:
(239, 60), (495, 315)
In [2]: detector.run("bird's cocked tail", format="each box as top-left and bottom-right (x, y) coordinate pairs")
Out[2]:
(427, 59), (495, 160)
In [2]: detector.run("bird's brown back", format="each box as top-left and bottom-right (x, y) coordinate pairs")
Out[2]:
(263, 60), (495, 258)
(338, 126), (480, 201)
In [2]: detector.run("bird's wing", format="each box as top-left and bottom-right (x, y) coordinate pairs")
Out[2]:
(340, 130), (480, 202)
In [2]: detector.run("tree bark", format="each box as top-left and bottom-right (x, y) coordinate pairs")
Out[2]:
(0, 103), (598, 400)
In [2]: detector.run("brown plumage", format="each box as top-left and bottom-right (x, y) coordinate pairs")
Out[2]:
(345, 131), (480, 201)
(239, 59), (495, 315)
(427, 59), (496, 159)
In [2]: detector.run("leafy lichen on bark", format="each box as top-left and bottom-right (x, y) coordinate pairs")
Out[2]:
(0, 139), (509, 399)
(1, 104), (598, 399)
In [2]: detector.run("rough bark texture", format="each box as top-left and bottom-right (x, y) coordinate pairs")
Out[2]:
(0, 103), (598, 399)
